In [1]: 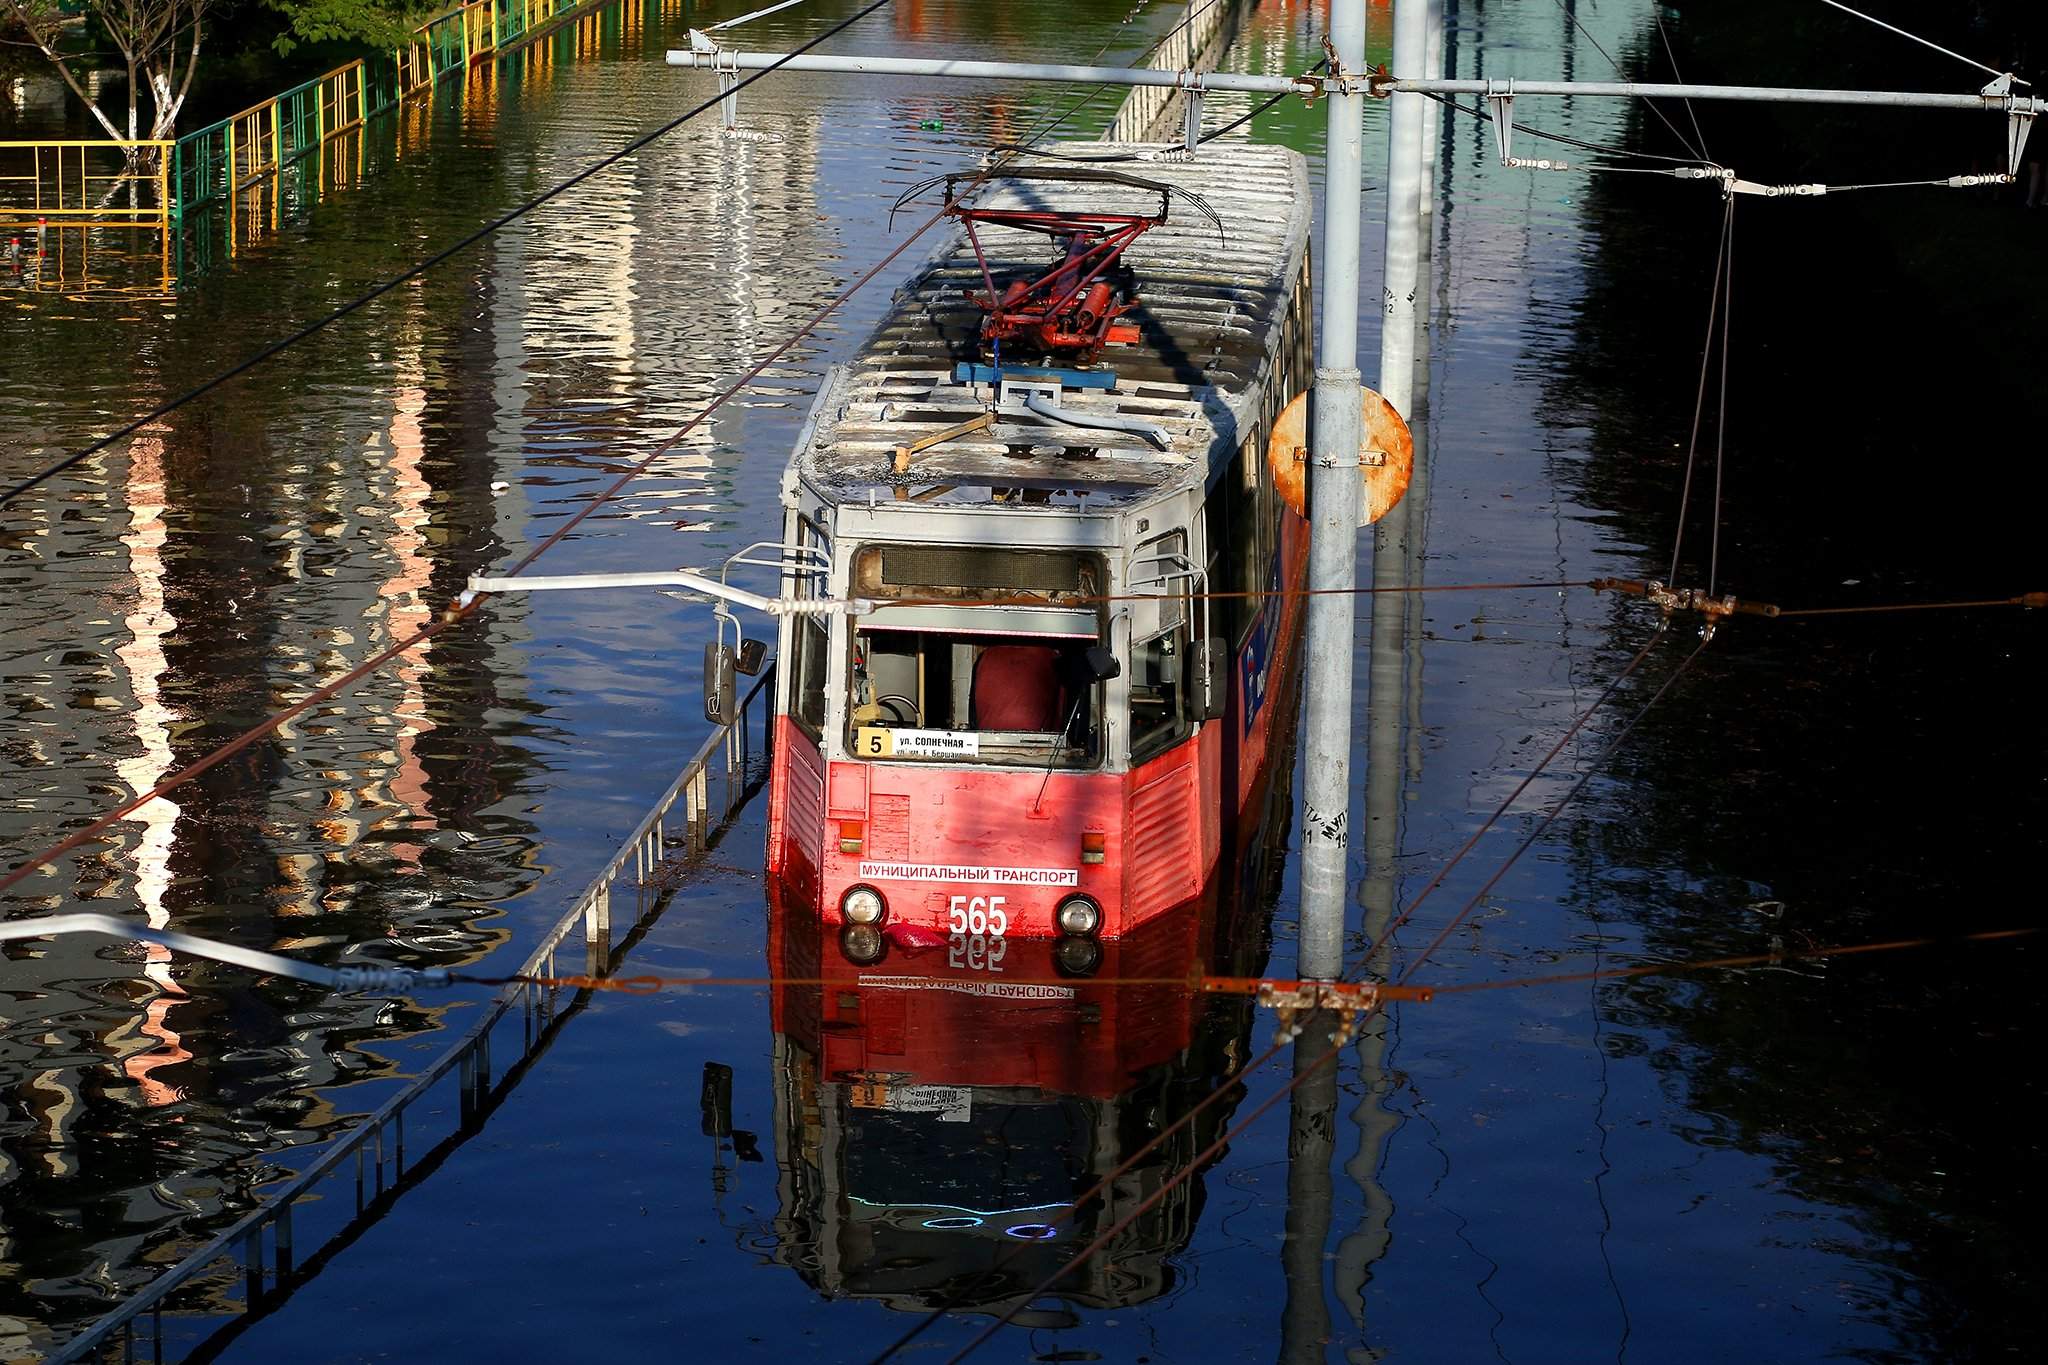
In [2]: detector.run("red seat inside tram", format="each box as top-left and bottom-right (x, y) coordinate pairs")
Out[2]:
(971, 644), (1066, 732)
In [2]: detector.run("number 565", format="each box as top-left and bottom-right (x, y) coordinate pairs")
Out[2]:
(947, 894), (1007, 936)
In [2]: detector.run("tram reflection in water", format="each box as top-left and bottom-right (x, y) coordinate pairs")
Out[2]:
(759, 679), (1298, 1324)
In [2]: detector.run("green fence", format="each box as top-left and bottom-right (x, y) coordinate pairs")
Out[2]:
(165, 0), (664, 277)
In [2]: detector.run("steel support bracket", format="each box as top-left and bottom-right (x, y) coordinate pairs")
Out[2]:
(1176, 71), (1207, 155)
(1240, 978), (1433, 1045)
(2009, 108), (2035, 178)
(1486, 82), (1574, 170)
(718, 54), (743, 131)
(1487, 84), (1515, 164)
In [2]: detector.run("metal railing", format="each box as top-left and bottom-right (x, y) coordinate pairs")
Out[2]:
(0, 140), (171, 232)
(53, 665), (777, 1364)
(174, 59), (389, 218)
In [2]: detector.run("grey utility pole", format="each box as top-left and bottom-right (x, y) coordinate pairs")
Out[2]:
(1294, 0), (1367, 982)
(1378, 0), (1431, 425)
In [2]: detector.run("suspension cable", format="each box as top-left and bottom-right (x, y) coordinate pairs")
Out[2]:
(934, 630), (1708, 1361)
(1670, 197), (1733, 583)
(1707, 203), (1734, 596)
(1417, 88), (1711, 168)
(1544, 0), (1709, 163)
(1396, 637), (1710, 983)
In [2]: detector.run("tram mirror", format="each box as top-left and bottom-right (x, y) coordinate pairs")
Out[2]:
(700, 1062), (734, 1139)
(735, 637), (768, 676)
(704, 642), (737, 726)
(1191, 637), (1228, 722)
(1082, 644), (1122, 683)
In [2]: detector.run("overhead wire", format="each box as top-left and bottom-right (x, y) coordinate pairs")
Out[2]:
(936, 20), (1756, 1338)
(986, 55), (1330, 164)
(20, 912), (2035, 1007)
(1652, 9), (1713, 165)
(1668, 197), (1733, 584)
(0, 0), (901, 511)
(1428, 924), (2042, 997)
(1544, 0), (1710, 163)
(1394, 637), (1710, 985)
(1415, 89), (1711, 168)
(1775, 592), (2048, 618)
(1707, 201), (1734, 596)
(1816, 0), (2031, 88)
(937, 628), (1711, 1362)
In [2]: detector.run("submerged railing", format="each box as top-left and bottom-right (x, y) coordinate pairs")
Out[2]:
(6, 2), (684, 290)
(161, 0), (673, 282)
(0, 139), (171, 231)
(53, 665), (776, 1364)
(0, 140), (174, 294)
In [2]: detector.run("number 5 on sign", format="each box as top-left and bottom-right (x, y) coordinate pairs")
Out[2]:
(855, 726), (894, 757)
(948, 894), (1008, 937)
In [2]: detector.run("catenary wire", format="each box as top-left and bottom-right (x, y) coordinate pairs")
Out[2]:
(1669, 197), (1734, 583)
(1817, 0), (2031, 87)
(1545, 0), (1709, 162)
(1653, 9), (1714, 164)
(939, 632), (1707, 1360)
(1415, 89), (1717, 168)
(1707, 202), (1734, 596)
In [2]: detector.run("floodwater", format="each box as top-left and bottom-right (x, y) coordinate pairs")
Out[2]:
(2, 1), (2041, 1361)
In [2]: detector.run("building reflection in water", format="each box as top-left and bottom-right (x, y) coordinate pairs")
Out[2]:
(0, 261), (543, 1343)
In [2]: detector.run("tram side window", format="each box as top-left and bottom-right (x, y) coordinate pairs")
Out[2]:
(1205, 436), (1265, 647)
(787, 514), (832, 738)
(1130, 618), (1191, 763)
(1130, 531), (1194, 764)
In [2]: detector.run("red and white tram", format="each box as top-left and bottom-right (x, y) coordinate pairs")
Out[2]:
(763, 144), (1314, 944)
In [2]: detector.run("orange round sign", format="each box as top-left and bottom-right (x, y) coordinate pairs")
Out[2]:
(1266, 388), (1414, 525)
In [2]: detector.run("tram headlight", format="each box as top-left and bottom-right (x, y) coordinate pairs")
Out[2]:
(1054, 935), (1103, 978)
(841, 885), (887, 926)
(840, 923), (886, 965)
(1055, 894), (1101, 938)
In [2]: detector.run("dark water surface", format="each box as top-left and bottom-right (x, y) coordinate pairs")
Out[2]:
(2, 1), (2040, 1361)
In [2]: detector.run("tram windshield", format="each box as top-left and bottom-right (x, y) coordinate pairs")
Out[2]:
(847, 615), (1105, 768)
(844, 544), (1109, 768)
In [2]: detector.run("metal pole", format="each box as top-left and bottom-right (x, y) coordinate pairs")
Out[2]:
(1396, 76), (2043, 111)
(1278, 1009), (1340, 1363)
(1378, 0), (1429, 427)
(1358, 0), (1430, 949)
(667, 48), (1307, 96)
(1296, 0), (1367, 982)
(668, 44), (2048, 118)
(1418, 0), (1444, 248)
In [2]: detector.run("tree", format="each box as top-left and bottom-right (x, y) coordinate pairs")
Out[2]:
(2, 0), (217, 144)
(263, 0), (435, 54)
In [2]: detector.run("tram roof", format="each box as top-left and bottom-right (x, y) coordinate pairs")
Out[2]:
(796, 141), (1312, 512)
